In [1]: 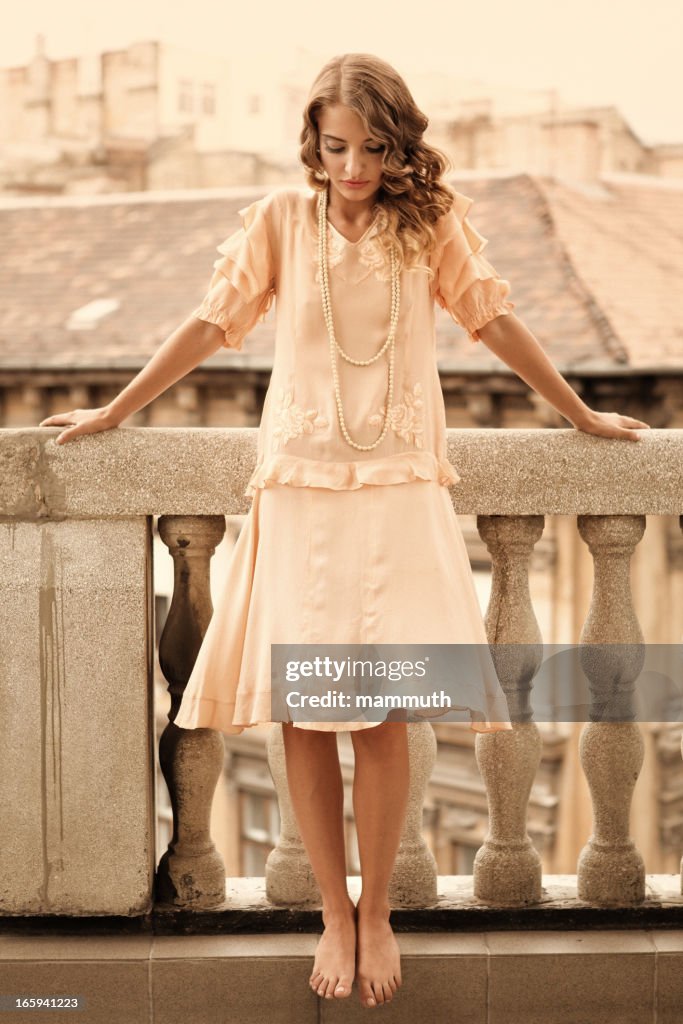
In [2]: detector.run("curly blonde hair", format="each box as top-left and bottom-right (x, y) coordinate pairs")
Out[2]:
(299, 53), (456, 276)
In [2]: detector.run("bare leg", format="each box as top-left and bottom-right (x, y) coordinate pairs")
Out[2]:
(281, 722), (356, 1001)
(351, 720), (409, 1008)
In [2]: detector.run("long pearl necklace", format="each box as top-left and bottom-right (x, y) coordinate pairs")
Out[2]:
(318, 185), (401, 452)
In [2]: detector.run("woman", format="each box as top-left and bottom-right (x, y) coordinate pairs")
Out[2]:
(39, 53), (650, 1009)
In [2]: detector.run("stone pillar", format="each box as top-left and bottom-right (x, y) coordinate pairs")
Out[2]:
(474, 515), (545, 904)
(264, 725), (321, 907)
(576, 515), (646, 905)
(0, 518), (154, 915)
(388, 722), (439, 907)
(156, 515), (227, 909)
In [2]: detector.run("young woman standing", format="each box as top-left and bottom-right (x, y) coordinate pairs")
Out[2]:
(39, 52), (650, 1010)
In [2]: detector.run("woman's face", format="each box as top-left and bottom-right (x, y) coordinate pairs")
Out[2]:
(316, 103), (385, 209)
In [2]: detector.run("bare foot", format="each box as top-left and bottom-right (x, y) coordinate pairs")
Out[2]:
(309, 898), (356, 1000)
(355, 899), (402, 1007)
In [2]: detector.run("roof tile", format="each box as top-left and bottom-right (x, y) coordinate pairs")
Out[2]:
(0, 172), (680, 370)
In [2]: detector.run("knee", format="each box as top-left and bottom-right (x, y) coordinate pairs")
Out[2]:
(351, 721), (408, 750)
(282, 723), (338, 745)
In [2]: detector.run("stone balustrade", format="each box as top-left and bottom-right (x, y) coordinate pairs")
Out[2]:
(1, 426), (681, 920)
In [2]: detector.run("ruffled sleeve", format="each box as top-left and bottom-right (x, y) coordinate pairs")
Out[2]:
(431, 191), (515, 343)
(192, 192), (278, 350)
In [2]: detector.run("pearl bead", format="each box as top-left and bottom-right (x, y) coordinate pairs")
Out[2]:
(318, 185), (401, 453)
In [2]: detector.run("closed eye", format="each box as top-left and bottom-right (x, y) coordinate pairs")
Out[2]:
(325, 145), (385, 154)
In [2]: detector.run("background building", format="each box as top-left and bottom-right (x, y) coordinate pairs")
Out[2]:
(0, 36), (304, 193)
(1, 36), (681, 197)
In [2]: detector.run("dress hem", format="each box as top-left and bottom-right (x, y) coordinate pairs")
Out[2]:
(174, 694), (513, 735)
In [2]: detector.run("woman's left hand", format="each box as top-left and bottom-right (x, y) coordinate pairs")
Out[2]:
(573, 409), (651, 442)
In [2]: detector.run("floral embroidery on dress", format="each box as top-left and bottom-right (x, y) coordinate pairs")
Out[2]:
(357, 235), (392, 282)
(368, 382), (424, 448)
(271, 388), (329, 453)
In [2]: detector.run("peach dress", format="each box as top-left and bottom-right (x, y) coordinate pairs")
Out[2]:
(173, 184), (516, 735)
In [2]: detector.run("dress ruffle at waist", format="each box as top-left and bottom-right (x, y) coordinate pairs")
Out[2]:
(244, 451), (461, 497)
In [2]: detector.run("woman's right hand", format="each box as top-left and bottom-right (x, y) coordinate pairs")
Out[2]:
(38, 406), (120, 445)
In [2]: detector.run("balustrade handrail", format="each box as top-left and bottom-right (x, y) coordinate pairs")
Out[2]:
(1, 427), (681, 518)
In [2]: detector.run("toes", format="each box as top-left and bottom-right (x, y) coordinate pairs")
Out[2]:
(312, 973), (353, 1000)
(371, 981), (385, 1005)
(362, 979), (396, 1006)
(359, 981), (376, 1007)
(323, 977), (339, 999)
(333, 977), (353, 998)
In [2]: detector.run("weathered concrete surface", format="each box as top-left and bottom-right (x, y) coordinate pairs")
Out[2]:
(0, 427), (680, 519)
(0, 518), (154, 915)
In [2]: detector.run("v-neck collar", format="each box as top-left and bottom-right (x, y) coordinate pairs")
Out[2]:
(327, 214), (379, 247)
(315, 191), (381, 246)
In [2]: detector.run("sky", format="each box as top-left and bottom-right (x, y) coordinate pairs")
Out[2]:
(3, 0), (682, 145)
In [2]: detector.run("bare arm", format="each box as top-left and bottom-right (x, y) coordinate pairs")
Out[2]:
(39, 316), (226, 444)
(103, 316), (226, 422)
(477, 313), (651, 441)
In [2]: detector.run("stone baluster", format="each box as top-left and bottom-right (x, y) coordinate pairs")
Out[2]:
(156, 515), (227, 909)
(474, 515), (545, 904)
(576, 515), (646, 905)
(264, 724), (320, 907)
(265, 722), (439, 907)
(388, 721), (440, 907)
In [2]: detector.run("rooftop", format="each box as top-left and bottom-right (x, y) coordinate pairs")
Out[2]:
(0, 171), (681, 372)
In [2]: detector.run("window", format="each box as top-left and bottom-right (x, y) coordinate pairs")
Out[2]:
(202, 83), (216, 116)
(178, 79), (194, 114)
(77, 54), (102, 97)
(451, 841), (478, 875)
(240, 791), (280, 875)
